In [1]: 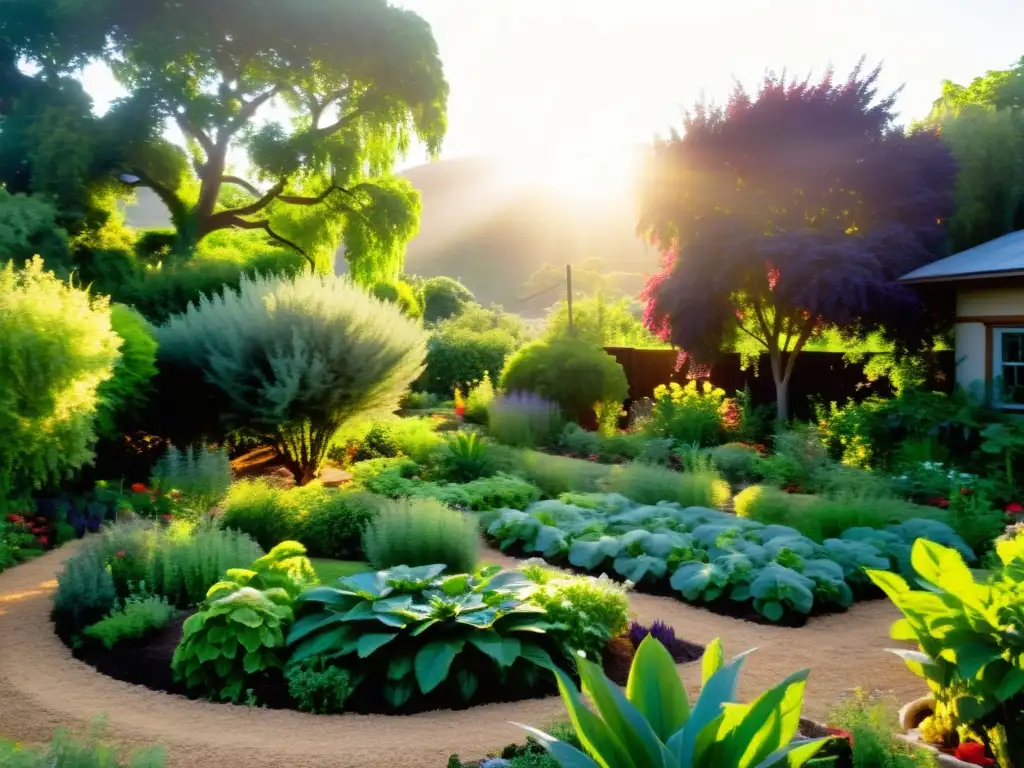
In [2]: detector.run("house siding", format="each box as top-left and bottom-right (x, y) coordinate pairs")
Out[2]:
(953, 279), (1024, 393)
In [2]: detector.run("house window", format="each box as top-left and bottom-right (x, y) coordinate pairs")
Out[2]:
(993, 327), (1024, 409)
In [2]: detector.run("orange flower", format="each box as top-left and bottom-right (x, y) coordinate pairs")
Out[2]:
(131, 483), (147, 493)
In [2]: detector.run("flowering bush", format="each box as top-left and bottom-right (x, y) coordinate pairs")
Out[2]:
(641, 380), (727, 447)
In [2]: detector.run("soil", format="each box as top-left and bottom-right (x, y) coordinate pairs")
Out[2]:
(0, 542), (925, 768)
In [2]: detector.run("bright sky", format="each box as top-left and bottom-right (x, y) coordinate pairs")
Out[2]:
(83, 0), (1024, 175)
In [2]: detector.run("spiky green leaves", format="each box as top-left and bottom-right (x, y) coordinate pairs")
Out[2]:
(521, 636), (825, 768)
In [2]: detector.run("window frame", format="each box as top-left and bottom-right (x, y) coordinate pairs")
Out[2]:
(992, 326), (1024, 411)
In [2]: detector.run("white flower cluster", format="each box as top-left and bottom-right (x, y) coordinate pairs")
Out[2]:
(894, 461), (975, 484)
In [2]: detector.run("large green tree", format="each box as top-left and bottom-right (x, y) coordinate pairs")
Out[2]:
(0, 0), (448, 279)
(921, 56), (1024, 253)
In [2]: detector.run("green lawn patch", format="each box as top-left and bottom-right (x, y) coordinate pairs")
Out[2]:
(311, 558), (369, 584)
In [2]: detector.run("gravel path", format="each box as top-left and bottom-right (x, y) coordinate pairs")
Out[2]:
(0, 543), (924, 768)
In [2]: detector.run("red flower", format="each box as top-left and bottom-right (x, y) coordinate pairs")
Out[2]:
(928, 497), (950, 509)
(37, 536), (49, 546)
(161, 514), (173, 521)
(1005, 502), (1024, 515)
(955, 742), (994, 766)
(131, 483), (147, 493)
(825, 727), (854, 746)
(5, 514), (23, 523)
(115, 549), (126, 559)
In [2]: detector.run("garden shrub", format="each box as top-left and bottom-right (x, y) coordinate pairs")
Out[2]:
(0, 257), (121, 502)
(500, 338), (628, 420)
(641, 380), (727, 447)
(421, 275), (475, 323)
(299, 490), (385, 559)
(150, 442), (232, 515)
(528, 572), (630, 663)
(420, 326), (518, 396)
(488, 391), (564, 449)
(362, 498), (479, 572)
(558, 423), (601, 457)
(709, 442), (763, 484)
(371, 279), (423, 319)
(155, 272), (427, 485)
(221, 480), (303, 551)
(289, 564), (565, 712)
(400, 391), (441, 410)
(601, 463), (730, 508)
(285, 659), (354, 714)
(147, 524), (263, 608)
(83, 594), (175, 649)
(94, 303), (158, 440)
(463, 371), (496, 424)
(758, 425), (832, 492)
(51, 541), (117, 639)
(439, 431), (494, 483)
(388, 416), (447, 463)
(352, 421), (401, 462)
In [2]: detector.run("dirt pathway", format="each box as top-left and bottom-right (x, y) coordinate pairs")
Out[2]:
(0, 544), (923, 768)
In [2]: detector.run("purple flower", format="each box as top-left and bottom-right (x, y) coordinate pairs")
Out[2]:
(628, 619), (704, 663)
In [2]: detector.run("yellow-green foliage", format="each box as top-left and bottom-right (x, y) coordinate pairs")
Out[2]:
(94, 304), (158, 439)
(0, 257), (121, 500)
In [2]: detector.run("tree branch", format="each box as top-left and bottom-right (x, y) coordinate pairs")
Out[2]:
(221, 175), (263, 197)
(309, 108), (363, 140)
(174, 113), (214, 157)
(229, 217), (315, 268)
(277, 185), (358, 207)
(228, 87), (280, 133)
(734, 316), (768, 348)
(782, 315), (818, 383)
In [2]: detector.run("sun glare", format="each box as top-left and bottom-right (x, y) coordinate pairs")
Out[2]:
(496, 142), (640, 206)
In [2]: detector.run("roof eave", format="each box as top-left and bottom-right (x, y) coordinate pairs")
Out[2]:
(900, 269), (1024, 285)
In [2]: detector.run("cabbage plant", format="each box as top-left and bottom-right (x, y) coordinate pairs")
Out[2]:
(519, 635), (826, 767)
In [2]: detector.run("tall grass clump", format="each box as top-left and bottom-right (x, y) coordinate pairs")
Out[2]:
(155, 272), (427, 485)
(362, 498), (479, 573)
(0, 257), (121, 504)
(220, 479), (303, 551)
(602, 462), (730, 508)
(488, 391), (564, 448)
(151, 442), (232, 514)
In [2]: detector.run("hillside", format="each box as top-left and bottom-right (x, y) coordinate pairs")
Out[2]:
(121, 156), (660, 315)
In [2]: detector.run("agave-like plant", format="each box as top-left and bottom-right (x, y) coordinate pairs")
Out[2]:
(518, 635), (826, 768)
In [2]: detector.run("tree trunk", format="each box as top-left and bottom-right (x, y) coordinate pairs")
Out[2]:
(768, 349), (790, 424)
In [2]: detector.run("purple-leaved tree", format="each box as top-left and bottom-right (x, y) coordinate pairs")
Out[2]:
(638, 61), (958, 421)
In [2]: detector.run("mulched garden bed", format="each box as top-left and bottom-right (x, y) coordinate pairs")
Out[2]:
(64, 611), (698, 714)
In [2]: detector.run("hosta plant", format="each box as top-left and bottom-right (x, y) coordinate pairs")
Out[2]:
(519, 635), (826, 767)
(869, 538), (1024, 768)
(170, 542), (313, 702)
(288, 564), (564, 711)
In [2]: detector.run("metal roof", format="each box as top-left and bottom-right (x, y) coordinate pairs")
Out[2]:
(900, 230), (1024, 283)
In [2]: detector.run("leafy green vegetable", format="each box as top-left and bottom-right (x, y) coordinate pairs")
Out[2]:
(288, 564), (564, 710)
